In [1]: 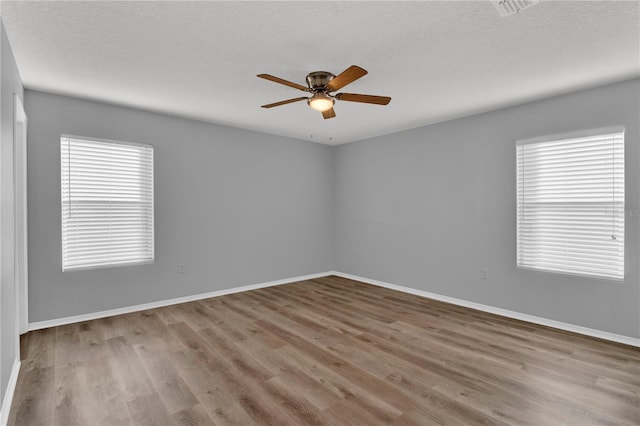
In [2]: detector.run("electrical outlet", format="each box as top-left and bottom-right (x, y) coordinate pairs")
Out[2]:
(481, 268), (489, 280)
(178, 263), (185, 273)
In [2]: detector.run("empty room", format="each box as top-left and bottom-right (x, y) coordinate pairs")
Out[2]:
(0, 1), (638, 425)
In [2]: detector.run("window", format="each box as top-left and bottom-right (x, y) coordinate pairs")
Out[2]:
(61, 136), (154, 271)
(516, 128), (624, 280)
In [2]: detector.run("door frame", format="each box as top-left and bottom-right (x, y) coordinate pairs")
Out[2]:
(14, 94), (28, 336)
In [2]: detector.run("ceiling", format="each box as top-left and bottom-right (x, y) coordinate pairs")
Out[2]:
(1, 1), (638, 145)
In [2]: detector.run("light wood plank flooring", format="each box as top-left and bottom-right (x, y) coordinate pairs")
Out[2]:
(9, 276), (640, 425)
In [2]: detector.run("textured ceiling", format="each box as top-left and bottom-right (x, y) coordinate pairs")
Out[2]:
(1, 1), (638, 145)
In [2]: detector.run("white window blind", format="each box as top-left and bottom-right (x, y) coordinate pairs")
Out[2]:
(516, 128), (624, 280)
(61, 136), (154, 271)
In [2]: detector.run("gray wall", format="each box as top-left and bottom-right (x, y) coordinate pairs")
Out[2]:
(0, 20), (23, 405)
(25, 90), (334, 323)
(334, 79), (640, 339)
(25, 79), (640, 340)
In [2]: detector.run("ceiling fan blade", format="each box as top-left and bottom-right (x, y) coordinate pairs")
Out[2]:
(257, 74), (310, 92)
(335, 93), (391, 105)
(322, 108), (336, 120)
(261, 97), (308, 108)
(326, 65), (368, 92)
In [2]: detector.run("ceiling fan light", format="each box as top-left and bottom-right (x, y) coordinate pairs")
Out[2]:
(308, 94), (335, 112)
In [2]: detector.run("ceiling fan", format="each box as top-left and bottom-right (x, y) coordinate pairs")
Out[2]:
(257, 65), (391, 119)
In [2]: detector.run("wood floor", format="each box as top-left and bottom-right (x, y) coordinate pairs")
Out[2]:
(9, 276), (640, 426)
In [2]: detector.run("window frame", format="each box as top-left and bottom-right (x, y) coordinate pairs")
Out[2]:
(515, 126), (625, 281)
(60, 134), (155, 272)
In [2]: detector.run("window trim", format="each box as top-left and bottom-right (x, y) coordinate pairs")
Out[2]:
(60, 134), (155, 272)
(515, 126), (625, 282)
(515, 126), (625, 147)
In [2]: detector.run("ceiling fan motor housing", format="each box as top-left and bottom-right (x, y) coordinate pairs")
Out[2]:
(306, 71), (335, 91)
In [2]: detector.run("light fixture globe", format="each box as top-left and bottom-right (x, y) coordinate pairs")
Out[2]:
(307, 93), (335, 112)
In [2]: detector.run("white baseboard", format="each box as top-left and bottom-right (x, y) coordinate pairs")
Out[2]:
(332, 271), (640, 348)
(28, 271), (333, 331)
(0, 358), (21, 426)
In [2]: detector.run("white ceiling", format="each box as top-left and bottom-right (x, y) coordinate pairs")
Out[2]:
(1, 1), (638, 145)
